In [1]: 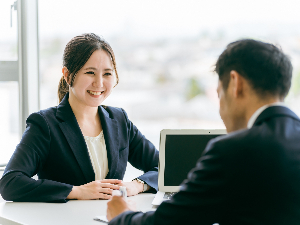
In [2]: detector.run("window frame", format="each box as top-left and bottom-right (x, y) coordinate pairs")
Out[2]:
(0, 0), (40, 166)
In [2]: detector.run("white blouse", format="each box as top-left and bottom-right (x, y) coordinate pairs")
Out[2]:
(84, 131), (109, 181)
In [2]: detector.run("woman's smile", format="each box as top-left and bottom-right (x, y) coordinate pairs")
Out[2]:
(87, 90), (104, 97)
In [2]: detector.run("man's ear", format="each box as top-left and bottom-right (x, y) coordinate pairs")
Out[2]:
(230, 70), (244, 98)
(62, 67), (70, 85)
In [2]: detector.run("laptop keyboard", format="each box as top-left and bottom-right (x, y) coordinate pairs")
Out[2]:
(163, 192), (177, 200)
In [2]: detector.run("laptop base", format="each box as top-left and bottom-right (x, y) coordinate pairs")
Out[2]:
(152, 191), (178, 206)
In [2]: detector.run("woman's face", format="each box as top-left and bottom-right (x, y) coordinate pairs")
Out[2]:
(66, 49), (116, 108)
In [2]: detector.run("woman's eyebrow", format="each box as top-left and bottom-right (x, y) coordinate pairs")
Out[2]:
(84, 67), (97, 70)
(84, 67), (112, 71)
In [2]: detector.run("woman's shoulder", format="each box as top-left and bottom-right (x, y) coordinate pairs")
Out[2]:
(39, 105), (58, 116)
(28, 106), (59, 122)
(101, 105), (124, 113)
(100, 105), (128, 120)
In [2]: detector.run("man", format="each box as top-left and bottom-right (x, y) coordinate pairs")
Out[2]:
(106, 39), (300, 224)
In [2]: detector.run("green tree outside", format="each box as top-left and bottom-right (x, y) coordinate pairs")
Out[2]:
(186, 77), (205, 100)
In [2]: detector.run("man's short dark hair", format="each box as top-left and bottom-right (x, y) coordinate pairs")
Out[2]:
(215, 39), (293, 99)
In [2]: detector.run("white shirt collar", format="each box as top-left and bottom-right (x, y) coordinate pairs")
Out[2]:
(247, 102), (287, 129)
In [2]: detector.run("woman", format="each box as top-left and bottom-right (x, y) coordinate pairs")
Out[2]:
(0, 33), (159, 203)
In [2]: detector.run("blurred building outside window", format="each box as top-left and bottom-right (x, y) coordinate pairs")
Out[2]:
(38, 1), (300, 149)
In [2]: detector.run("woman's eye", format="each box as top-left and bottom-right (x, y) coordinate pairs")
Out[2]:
(85, 71), (95, 75)
(104, 73), (112, 76)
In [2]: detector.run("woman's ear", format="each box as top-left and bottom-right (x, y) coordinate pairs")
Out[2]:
(62, 67), (70, 85)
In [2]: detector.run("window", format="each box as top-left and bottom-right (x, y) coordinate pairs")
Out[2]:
(0, 0), (39, 166)
(38, 0), (300, 149)
(1, 0), (300, 173)
(0, 0), (19, 165)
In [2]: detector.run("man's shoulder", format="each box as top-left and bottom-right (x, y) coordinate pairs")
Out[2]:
(209, 128), (254, 148)
(208, 117), (298, 160)
(206, 127), (265, 158)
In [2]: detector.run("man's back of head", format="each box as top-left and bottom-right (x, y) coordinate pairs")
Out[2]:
(214, 39), (293, 132)
(215, 39), (293, 100)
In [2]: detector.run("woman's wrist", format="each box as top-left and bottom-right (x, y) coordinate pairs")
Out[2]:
(131, 180), (144, 193)
(67, 186), (79, 199)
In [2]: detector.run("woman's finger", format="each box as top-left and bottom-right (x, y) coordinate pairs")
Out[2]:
(100, 187), (114, 195)
(99, 183), (120, 190)
(100, 179), (122, 184)
(99, 193), (111, 200)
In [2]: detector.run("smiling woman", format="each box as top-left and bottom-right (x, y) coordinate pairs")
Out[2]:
(64, 50), (116, 110)
(58, 33), (119, 104)
(0, 33), (159, 202)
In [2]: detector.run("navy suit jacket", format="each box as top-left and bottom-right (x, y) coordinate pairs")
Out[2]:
(0, 94), (159, 202)
(110, 106), (300, 225)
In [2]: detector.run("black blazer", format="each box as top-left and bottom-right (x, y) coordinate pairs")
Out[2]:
(110, 106), (300, 225)
(0, 94), (159, 202)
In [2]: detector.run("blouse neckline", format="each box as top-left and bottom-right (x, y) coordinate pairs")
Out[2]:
(84, 130), (103, 141)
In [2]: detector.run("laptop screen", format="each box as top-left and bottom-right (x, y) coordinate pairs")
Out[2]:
(164, 134), (221, 186)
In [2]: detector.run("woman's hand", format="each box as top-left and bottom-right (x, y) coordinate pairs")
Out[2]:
(67, 179), (122, 200)
(116, 180), (144, 197)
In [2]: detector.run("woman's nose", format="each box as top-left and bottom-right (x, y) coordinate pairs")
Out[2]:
(93, 75), (103, 87)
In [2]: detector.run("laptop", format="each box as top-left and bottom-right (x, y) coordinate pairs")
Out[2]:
(152, 129), (226, 206)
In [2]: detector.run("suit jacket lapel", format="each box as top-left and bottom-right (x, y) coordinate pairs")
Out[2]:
(56, 94), (95, 183)
(98, 106), (120, 179)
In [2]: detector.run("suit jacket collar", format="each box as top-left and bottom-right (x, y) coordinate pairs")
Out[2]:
(254, 105), (300, 127)
(56, 93), (120, 182)
(247, 103), (287, 128)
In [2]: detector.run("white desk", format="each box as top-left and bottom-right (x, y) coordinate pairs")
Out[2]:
(0, 193), (156, 225)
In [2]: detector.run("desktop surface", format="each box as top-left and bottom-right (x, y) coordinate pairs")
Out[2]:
(0, 193), (155, 225)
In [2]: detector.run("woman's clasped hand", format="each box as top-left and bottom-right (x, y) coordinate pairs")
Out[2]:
(67, 179), (144, 200)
